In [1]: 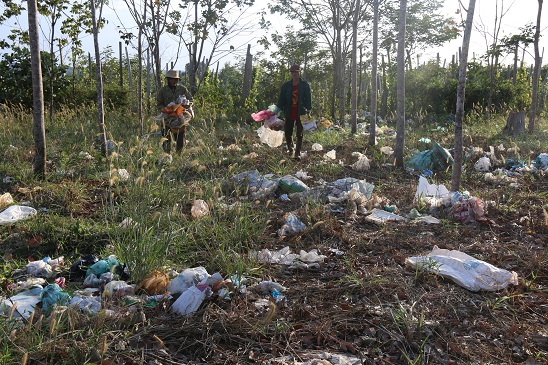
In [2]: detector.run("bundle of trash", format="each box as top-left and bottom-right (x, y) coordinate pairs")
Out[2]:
(158, 95), (193, 133)
(251, 104), (285, 131)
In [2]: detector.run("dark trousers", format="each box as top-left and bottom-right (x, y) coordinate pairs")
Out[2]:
(284, 118), (303, 155)
(162, 124), (186, 153)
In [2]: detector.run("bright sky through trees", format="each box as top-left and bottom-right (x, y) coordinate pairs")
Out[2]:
(0, 0), (545, 69)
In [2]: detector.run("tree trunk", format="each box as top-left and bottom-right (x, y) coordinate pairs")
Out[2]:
(528, 0), (543, 132)
(369, 0), (378, 146)
(241, 44), (253, 105)
(394, 0), (407, 168)
(90, 0), (108, 157)
(504, 111), (526, 135)
(450, 0), (477, 193)
(28, 0), (46, 179)
(350, 0), (360, 135)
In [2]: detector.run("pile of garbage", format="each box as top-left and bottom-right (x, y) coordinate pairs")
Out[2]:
(0, 254), (292, 320)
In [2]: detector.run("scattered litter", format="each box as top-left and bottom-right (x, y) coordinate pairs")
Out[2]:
(136, 270), (170, 295)
(350, 152), (370, 171)
(69, 255), (99, 280)
(0, 192), (14, 208)
(474, 157), (491, 172)
(254, 281), (287, 303)
(70, 293), (102, 313)
(167, 267), (209, 294)
(257, 126), (284, 147)
(450, 195), (487, 224)
(311, 143), (323, 151)
(86, 256), (123, 278)
(0, 285), (43, 319)
(115, 169), (130, 182)
(415, 176), (451, 208)
(79, 151), (93, 160)
(406, 142), (453, 173)
(365, 208), (408, 225)
(191, 199), (210, 219)
(40, 283), (71, 312)
(324, 150), (337, 160)
(295, 170), (312, 181)
(278, 176), (308, 194)
(278, 213), (306, 238)
(0, 205), (38, 225)
(380, 146), (394, 155)
(406, 246), (518, 291)
(302, 121), (317, 131)
(171, 272), (223, 316)
(103, 281), (135, 299)
(119, 217), (137, 229)
(230, 170), (279, 200)
(254, 246), (326, 269)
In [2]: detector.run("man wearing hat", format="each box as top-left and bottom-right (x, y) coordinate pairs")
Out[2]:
(275, 64), (312, 160)
(156, 70), (193, 153)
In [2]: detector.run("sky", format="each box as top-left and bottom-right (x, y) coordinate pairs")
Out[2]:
(0, 0), (546, 70)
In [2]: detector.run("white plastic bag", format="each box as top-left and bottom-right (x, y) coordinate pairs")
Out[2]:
(257, 126), (284, 148)
(351, 152), (370, 172)
(278, 213), (306, 238)
(474, 157), (491, 172)
(415, 176), (451, 208)
(0, 205), (38, 225)
(406, 247), (518, 291)
(167, 267), (209, 294)
(171, 284), (210, 315)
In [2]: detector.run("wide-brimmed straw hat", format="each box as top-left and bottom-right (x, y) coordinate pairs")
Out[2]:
(165, 70), (180, 79)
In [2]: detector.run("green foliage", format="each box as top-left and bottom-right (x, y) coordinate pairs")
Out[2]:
(0, 47), (70, 108)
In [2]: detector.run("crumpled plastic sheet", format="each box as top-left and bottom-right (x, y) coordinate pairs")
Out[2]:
(278, 213), (306, 237)
(406, 247), (518, 292)
(254, 246), (327, 269)
(0, 205), (37, 225)
(230, 170), (279, 200)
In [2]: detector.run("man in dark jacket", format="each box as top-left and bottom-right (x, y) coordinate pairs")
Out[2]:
(276, 64), (312, 160)
(156, 69), (193, 153)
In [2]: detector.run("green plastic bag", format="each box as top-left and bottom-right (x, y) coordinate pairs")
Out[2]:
(406, 142), (453, 173)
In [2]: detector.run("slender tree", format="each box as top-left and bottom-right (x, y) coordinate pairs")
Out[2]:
(528, 0), (543, 132)
(394, 0), (406, 168)
(350, 0), (361, 134)
(28, 0), (46, 178)
(369, 0), (379, 146)
(450, 0), (476, 193)
(90, 0), (108, 156)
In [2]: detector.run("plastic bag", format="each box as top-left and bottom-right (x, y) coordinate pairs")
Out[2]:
(278, 175), (308, 194)
(474, 157), (491, 172)
(40, 283), (71, 312)
(171, 284), (209, 315)
(86, 256), (121, 278)
(365, 208), (408, 225)
(278, 213), (306, 238)
(257, 126), (284, 148)
(406, 247), (518, 291)
(0, 192), (14, 208)
(167, 267), (209, 294)
(103, 281), (135, 299)
(351, 152), (370, 172)
(0, 205), (37, 225)
(191, 199), (210, 219)
(406, 142), (453, 173)
(415, 176), (451, 208)
(0, 285), (43, 319)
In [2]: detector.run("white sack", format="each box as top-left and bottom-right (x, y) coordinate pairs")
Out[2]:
(406, 247), (518, 291)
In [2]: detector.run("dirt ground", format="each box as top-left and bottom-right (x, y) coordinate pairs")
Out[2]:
(126, 150), (547, 365)
(2, 141), (547, 365)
